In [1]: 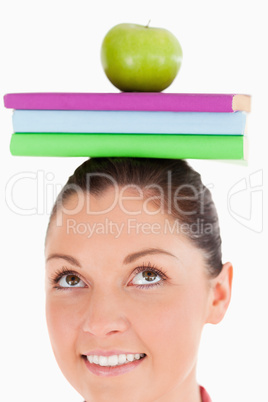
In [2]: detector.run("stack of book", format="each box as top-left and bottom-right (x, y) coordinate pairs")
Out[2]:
(4, 92), (251, 159)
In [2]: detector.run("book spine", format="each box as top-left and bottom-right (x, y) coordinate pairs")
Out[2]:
(10, 133), (244, 159)
(4, 93), (236, 112)
(12, 110), (247, 135)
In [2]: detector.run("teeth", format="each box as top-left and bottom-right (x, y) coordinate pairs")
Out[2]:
(87, 353), (145, 367)
(93, 355), (98, 364)
(108, 355), (118, 366)
(126, 354), (134, 362)
(99, 356), (108, 366)
(118, 354), (127, 364)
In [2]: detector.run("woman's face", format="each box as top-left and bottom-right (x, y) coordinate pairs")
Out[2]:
(45, 188), (215, 402)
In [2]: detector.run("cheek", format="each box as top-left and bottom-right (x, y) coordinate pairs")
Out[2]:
(132, 289), (206, 371)
(46, 296), (81, 359)
(45, 296), (87, 394)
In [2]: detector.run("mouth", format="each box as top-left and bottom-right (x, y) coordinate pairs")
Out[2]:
(82, 353), (147, 377)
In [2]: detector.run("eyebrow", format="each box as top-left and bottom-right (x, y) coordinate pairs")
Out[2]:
(123, 248), (178, 265)
(46, 254), (82, 268)
(46, 248), (178, 268)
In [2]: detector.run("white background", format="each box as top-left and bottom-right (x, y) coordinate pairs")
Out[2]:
(0, 0), (267, 401)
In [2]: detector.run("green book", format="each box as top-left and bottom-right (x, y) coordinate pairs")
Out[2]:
(10, 133), (246, 159)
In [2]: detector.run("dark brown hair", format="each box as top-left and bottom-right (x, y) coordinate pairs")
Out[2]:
(47, 157), (222, 277)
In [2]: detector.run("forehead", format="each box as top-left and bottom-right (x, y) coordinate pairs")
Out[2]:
(52, 186), (168, 228)
(45, 188), (204, 268)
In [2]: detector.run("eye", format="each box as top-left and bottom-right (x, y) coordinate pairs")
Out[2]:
(57, 272), (87, 288)
(132, 270), (161, 285)
(130, 264), (168, 288)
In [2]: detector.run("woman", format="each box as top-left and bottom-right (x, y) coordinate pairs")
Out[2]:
(45, 157), (233, 402)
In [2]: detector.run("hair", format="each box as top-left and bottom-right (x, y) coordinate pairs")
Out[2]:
(46, 157), (223, 278)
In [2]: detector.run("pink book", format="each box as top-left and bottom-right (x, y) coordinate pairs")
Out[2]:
(4, 92), (251, 112)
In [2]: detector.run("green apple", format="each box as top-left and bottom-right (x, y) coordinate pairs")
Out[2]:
(101, 23), (183, 92)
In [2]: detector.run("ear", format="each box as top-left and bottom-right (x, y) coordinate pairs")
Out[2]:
(206, 262), (233, 325)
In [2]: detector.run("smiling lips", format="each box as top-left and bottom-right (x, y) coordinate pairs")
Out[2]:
(87, 352), (145, 366)
(83, 351), (146, 376)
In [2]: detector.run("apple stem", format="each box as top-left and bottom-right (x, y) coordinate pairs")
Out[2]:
(145, 19), (151, 28)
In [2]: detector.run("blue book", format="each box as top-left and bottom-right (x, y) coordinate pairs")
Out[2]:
(12, 110), (247, 135)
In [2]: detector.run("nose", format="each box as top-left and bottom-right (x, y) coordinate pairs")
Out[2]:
(82, 287), (131, 337)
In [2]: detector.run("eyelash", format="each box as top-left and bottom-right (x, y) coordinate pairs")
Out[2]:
(131, 263), (168, 290)
(49, 268), (84, 290)
(49, 263), (168, 291)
